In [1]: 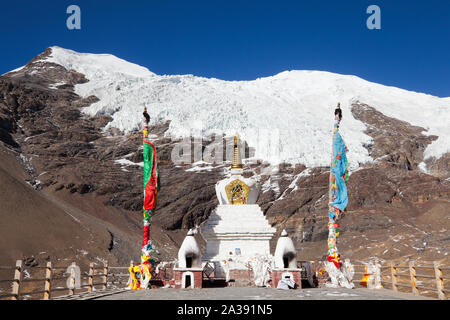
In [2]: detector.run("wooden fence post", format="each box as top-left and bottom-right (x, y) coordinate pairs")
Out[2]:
(434, 261), (446, 300)
(390, 262), (398, 291)
(11, 260), (23, 300)
(43, 261), (52, 300)
(344, 258), (351, 272)
(409, 261), (419, 295)
(88, 263), (94, 292)
(102, 261), (108, 290)
(69, 262), (76, 295)
(374, 259), (381, 288)
(126, 260), (134, 288)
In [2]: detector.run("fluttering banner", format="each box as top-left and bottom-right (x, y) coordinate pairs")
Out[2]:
(327, 105), (349, 269)
(129, 108), (160, 290)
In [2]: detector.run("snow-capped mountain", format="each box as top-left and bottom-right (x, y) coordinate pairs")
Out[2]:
(42, 46), (450, 170)
(1, 46), (449, 269)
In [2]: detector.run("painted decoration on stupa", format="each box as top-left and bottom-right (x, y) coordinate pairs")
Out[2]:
(225, 179), (250, 205)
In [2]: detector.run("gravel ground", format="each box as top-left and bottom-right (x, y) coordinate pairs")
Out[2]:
(94, 287), (435, 300)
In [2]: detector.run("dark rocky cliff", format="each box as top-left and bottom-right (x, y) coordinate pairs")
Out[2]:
(0, 48), (448, 270)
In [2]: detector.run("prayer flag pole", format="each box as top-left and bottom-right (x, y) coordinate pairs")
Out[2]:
(128, 107), (160, 290)
(325, 103), (354, 288)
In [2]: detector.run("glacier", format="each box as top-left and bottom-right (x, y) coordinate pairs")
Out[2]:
(41, 46), (449, 169)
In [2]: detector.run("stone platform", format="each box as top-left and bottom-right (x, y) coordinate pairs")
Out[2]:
(94, 287), (435, 300)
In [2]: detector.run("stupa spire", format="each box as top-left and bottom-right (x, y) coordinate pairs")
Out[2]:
(231, 133), (243, 169)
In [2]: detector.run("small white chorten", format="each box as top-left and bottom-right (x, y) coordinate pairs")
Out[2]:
(174, 229), (203, 289)
(272, 229), (302, 289)
(178, 229), (202, 268)
(274, 230), (297, 269)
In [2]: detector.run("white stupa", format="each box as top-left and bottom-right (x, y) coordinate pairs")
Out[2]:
(200, 134), (276, 276)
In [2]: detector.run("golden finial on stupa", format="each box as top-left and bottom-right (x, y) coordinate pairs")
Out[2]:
(231, 133), (243, 169)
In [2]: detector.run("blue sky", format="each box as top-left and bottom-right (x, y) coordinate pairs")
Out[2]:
(1, 0), (449, 97)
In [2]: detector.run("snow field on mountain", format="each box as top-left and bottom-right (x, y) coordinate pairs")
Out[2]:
(44, 47), (450, 169)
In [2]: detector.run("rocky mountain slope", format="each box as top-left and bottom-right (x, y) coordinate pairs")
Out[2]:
(0, 47), (448, 271)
